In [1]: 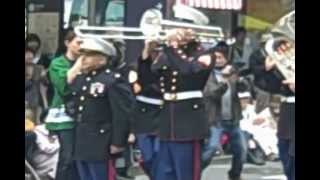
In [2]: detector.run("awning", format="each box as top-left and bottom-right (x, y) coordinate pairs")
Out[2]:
(176, 0), (243, 10)
(241, 15), (272, 31)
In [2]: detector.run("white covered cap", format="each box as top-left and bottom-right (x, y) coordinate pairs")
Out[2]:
(80, 37), (116, 56)
(173, 4), (209, 25)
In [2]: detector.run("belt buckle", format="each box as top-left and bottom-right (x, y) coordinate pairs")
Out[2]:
(169, 93), (177, 101)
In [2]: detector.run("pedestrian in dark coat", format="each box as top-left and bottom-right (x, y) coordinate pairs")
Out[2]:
(202, 42), (247, 180)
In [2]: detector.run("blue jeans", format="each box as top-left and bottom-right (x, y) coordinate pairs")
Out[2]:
(287, 155), (295, 180)
(136, 134), (160, 177)
(202, 126), (223, 162)
(76, 160), (110, 180)
(202, 121), (247, 177)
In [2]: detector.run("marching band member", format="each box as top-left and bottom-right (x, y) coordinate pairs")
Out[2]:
(250, 40), (295, 180)
(150, 5), (215, 180)
(129, 39), (163, 178)
(66, 37), (134, 180)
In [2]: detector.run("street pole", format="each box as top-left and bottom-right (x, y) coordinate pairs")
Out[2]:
(88, 0), (97, 25)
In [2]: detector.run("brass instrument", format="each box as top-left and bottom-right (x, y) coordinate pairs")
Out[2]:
(264, 11), (295, 80)
(74, 8), (225, 43)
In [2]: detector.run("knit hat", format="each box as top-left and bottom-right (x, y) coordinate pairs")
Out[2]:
(214, 41), (230, 59)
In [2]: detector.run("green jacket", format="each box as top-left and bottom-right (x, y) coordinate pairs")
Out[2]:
(46, 55), (74, 130)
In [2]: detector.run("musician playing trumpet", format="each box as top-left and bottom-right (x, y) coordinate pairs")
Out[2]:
(147, 5), (217, 180)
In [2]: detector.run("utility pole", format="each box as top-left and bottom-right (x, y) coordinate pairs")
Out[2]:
(88, 0), (97, 25)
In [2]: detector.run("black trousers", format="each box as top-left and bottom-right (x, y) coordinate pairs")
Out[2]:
(278, 102), (295, 180)
(53, 129), (79, 180)
(279, 102), (295, 156)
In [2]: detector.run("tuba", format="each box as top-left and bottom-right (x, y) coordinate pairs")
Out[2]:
(264, 11), (295, 80)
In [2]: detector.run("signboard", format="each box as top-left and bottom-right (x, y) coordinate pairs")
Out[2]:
(176, 0), (243, 10)
(28, 13), (59, 55)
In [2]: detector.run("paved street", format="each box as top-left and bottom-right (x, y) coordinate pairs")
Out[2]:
(120, 155), (286, 180)
(201, 156), (286, 180)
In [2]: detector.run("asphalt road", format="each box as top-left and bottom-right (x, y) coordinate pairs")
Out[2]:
(201, 156), (286, 180)
(120, 155), (286, 180)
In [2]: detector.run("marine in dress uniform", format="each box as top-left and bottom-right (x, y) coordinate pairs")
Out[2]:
(130, 40), (163, 177)
(151, 5), (215, 180)
(250, 41), (295, 180)
(67, 38), (134, 180)
(109, 41), (137, 178)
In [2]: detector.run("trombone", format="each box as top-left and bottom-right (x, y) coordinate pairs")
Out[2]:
(74, 8), (225, 43)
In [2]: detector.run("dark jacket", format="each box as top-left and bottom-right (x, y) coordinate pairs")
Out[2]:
(249, 48), (293, 96)
(203, 71), (243, 127)
(112, 61), (137, 133)
(69, 67), (135, 161)
(151, 45), (213, 141)
(131, 56), (162, 134)
(250, 47), (295, 156)
(25, 64), (46, 109)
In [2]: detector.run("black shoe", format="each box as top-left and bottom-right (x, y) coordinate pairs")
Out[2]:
(228, 176), (242, 180)
(266, 153), (279, 162)
(201, 159), (212, 171)
(228, 171), (242, 180)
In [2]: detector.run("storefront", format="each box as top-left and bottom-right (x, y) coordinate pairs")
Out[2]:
(169, 0), (245, 37)
(25, 0), (63, 55)
(240, 0), (294, 31)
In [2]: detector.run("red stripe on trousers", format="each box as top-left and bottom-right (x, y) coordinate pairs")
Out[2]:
(107, 159), (116, 180)
(193, 141), (201, 180)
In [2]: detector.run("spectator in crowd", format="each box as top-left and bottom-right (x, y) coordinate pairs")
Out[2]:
(238, 91), (279, 161)
(230, 27), (253, 75)
(249, 36), (273, 113)
(25, 47), (48, 124)
(25, 119), (37, 166)
(26, 33), (52, 69)
(46, 27), (82, 180)
(203, 41), (247, 180)
(30, 110), (60, 180)
(26, 33), (54, 106)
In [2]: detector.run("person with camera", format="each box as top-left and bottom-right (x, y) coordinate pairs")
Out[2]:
(203, 41), (247, 180)
(46, 27), (82, 180)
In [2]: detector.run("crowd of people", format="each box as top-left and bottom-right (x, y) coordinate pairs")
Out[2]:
(25, 6), (294, 180)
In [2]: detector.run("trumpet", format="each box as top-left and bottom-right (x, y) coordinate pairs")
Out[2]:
(74, 8), (224, 43)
